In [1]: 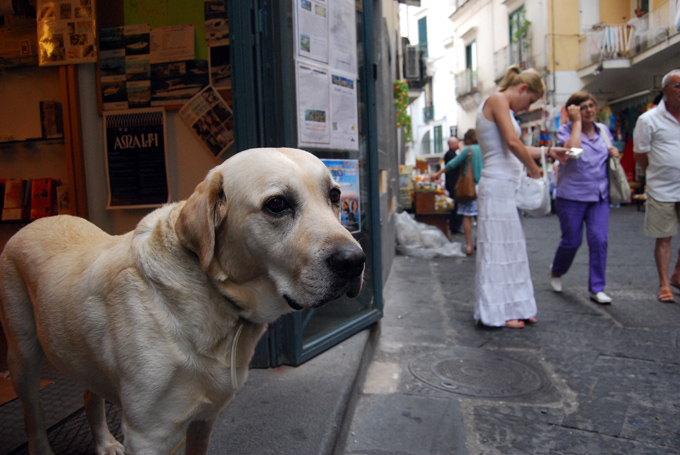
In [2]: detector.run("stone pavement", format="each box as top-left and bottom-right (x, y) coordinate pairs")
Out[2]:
(337, 205), (680, 455)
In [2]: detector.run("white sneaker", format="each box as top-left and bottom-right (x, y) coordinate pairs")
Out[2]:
(550, 276), (562, 293)
(550, 266), (562, 293)
(590, 291), (612, 305)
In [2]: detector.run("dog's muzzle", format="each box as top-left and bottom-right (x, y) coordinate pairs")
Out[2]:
(283, 244), (366, 311)
(327, 244), (365, 298)
(327, 245), (365, 281)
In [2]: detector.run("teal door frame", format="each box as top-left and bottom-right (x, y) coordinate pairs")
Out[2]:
(230, 0), (383, 367)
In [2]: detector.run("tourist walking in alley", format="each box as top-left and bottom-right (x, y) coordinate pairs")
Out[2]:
(432, 129), (483, 256)
(549, 90), (619, 305)
(474, 66), (568, 329)
(633, 69), (680, 303)
(443, 136), (464, 235)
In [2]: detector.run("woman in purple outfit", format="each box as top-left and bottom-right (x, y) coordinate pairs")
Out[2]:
(550, 91), (620, 304)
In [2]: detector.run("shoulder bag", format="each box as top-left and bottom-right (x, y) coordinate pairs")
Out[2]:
(516, 146), (551, 217)
(454, 147), (476, 204)
(597, 123), (631, 205)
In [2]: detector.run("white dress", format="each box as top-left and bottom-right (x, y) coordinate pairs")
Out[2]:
(474, 100), (537, 326)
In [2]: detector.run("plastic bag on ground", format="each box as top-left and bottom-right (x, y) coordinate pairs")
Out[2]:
(395, 211), (465, 258)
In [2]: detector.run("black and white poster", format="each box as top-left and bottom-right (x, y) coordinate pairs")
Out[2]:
(103, 108), (171, 209)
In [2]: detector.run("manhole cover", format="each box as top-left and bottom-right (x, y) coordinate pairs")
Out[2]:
(409, 348), (545, 398)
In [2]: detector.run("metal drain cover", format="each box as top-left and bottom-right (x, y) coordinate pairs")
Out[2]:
(409, 348), (545, 398)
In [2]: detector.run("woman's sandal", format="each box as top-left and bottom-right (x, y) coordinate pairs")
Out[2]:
(521, 317), (537, 325)
(504, 319), (525, 329)
(658, 288), (675, 303)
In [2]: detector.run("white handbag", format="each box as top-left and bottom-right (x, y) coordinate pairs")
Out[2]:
(516, 146), (551, 217)
(597, 123), (631, 205)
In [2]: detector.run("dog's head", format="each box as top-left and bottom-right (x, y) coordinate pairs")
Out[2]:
(175, 148), (365, 322)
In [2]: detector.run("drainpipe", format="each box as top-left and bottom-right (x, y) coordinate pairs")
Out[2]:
(551, 0), (556, 107)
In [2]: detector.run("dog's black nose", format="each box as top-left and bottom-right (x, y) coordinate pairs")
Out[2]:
(328, 246), (366, 279)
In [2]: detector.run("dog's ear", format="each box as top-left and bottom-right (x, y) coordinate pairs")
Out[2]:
(176, 170), (228, 271)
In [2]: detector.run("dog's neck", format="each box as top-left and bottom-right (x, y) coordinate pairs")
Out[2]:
(211, 275), (292, 325)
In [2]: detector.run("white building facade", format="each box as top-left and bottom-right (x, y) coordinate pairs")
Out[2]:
(400, 0), (459, 164)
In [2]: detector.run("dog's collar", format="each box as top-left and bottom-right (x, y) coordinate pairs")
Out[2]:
(221, 294), (260, 326)
(231, 319), (246, 390)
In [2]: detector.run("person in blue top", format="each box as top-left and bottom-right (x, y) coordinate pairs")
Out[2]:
(433, 129), (483, 255)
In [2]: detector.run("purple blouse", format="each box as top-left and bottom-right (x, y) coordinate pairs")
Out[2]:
(556, 122), (613, 202)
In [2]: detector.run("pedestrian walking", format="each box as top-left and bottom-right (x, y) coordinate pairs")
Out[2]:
(432, 129), (483, 256)
(474, 65), (568, 329)
(443, 137), (464, 235)
(549, 91), (620, 305)
(633, 69), (680, 303)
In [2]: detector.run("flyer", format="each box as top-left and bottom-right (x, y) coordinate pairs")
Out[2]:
(179, 85), (235, 159)
(296, 0), (329, 64)
(297, 62), (330, 145)
(330, 71), (358, 150)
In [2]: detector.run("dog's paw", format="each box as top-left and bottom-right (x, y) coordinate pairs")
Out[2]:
(95, 439), (125, 455)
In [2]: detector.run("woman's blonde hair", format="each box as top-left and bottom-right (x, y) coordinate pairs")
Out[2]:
(498, 65), (545, 97)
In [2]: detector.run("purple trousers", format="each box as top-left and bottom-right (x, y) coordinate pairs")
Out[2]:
(551, 197), (609, 293)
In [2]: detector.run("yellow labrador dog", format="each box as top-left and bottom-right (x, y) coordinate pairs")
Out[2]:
(0, 147), (365, 455)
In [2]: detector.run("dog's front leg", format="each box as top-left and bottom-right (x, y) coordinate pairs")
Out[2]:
(84, 390), (125, 455)
(185, 419), (216, 455)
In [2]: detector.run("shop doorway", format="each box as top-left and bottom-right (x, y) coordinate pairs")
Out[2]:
(230, 0), (383, 367)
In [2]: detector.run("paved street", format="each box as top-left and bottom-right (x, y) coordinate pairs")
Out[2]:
(339, 205), (680, 455)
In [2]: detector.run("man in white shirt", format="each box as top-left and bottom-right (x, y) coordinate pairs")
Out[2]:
(634, 69), (680, 303)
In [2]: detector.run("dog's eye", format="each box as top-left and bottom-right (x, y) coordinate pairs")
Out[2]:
(330, 188), (341, 203)
(264, 197), (290, 214)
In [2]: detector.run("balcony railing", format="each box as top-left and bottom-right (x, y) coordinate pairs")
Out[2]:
(455, 69), (479, 98)
(578, 1), (679, 68)
(578, 24), (634, 67)
(494, 42), (534, 82)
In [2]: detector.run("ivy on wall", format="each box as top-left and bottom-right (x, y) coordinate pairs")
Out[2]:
(394, 80), (412, 143)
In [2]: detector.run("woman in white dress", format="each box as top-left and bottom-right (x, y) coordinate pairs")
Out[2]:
(475, 66), (568, 328)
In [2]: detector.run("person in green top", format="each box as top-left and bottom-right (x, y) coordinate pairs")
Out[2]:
(433, 129), (484, 255)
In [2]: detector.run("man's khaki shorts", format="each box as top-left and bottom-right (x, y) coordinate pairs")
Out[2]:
(644, 195), (680, 238)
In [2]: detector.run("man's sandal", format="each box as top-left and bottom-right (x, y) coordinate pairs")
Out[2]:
(658, 288), (675, 303)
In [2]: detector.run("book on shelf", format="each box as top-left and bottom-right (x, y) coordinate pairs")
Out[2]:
(30, 178), (60, 220)
(2, 178), (29, 221)
(40, 101), (64, 139)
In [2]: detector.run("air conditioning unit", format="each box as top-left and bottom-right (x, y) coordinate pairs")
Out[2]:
(404, 45), (420, 79)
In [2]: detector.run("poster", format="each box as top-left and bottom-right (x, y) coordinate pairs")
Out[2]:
(204, 0), (228, 47)
(297, 62), (330, 145)
(294, 0), (359, 151)
(100, 24), (205, 110)
(0, 9), (39, 67)
(103, 108), (170, 209)
(322, 159), (360, 233)
(100, 24), (151, 110)
(37, 0), (97, 66)
(296, 0), (329, 64)
(179, 85), (235, 159)
(149, 24), (195, 64)
(330, 71), (358, 149)
(205, 0), (231, 90)
(210, 44), (231, 90)
(328, 0), (357, 74)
